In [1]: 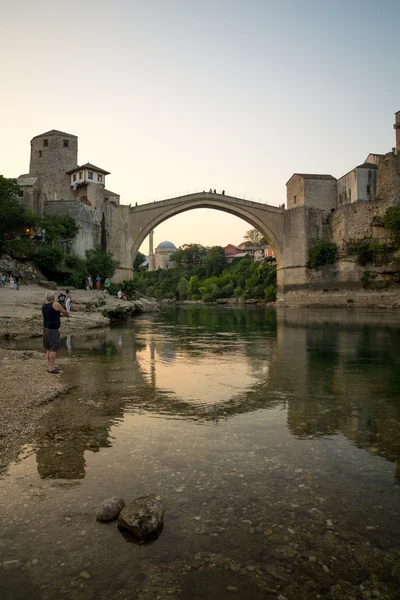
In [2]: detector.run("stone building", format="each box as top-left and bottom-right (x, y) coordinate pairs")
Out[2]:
(16, 129), (120, 258)
(155, 241), (177, 269)
(337, 163), (378, 206)
(286, 111), (400, 212)
(286, 174), (337, 212)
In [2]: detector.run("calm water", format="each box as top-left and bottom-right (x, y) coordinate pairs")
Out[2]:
(1, 307), (400, 600)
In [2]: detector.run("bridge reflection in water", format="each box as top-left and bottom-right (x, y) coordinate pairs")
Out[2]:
(30, 307), (400, 484)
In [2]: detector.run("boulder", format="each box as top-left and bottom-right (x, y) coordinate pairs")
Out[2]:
(118, 494), (164, 539)
(96, 497), (126, 522)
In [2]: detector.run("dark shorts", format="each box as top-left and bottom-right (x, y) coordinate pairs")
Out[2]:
(43, 328), (61, 351)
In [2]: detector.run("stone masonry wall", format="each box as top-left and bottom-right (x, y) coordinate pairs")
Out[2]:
(286, 175), (305, 209)
(304, 178), (337, 212)
(330, 198), (395, 250)
(44, 201), (101, 258)
(376, 153), (400, 203)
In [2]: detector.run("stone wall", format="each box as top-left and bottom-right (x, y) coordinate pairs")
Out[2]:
(330, 198), (394, 250)
(304, 178), (337, 212)
(286, 175), (305, 209)
(43, 201), (101, 258)
(376, 153), (400, 203)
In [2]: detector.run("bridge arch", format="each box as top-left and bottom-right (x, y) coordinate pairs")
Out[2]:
(124, 192), (284, 269)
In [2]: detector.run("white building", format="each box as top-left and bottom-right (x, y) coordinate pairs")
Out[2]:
(155, 240), (177, 269)
(337, 162), (377, 206)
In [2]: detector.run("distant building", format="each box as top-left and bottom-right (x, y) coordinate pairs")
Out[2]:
(224, 243), (275, 263)
(155, 240), (177, 269)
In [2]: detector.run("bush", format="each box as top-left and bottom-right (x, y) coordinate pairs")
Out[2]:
(307, 239), (338, 269)
(345, 238), (392, 266)
(265, 285), (277, 301)
(2, 239), (38, 260)
(383, 205), (400, 246)
(361, 270), (378, 288)
(85, 246), (120, 280)
(34, 246), (64, 273)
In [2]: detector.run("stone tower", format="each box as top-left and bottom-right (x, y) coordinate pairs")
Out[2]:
(394, 111), (400, 154)
(29, 130), (78, 201)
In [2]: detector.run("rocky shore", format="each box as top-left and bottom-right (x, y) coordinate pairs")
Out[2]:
(0, 285), (159, 469)
(0, 285), (159, 340)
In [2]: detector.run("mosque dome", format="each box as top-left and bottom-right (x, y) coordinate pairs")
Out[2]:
(156, 240), (176, 250)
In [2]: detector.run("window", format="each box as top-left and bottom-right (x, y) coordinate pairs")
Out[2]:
(63, 140), (69, 148)
(73, 174), (77, 182)
(88, 171), (93, 180)
(43, 139), (48, 147)
(79, 171), (83, 179)
(39, 150), (42, 158)
(97, 174), (103, 182)
(367, 184), (371, 194)
(293, 195), (297, 204)
(18, 189), (24, 197)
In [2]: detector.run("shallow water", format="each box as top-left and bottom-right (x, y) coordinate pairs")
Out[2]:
(1, 306), (400, 600)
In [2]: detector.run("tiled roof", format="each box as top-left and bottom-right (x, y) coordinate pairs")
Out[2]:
(66, 162), (110, 175)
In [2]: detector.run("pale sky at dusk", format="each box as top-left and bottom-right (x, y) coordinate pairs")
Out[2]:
(1, 0), (399, 252)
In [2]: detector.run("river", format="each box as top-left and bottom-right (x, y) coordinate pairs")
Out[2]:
(1, 306), (400, 600)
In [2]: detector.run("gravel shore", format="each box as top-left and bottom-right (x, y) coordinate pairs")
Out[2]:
(0, 348), (71, 472)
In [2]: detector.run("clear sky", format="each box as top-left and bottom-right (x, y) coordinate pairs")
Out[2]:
(1, 0), (399, 252)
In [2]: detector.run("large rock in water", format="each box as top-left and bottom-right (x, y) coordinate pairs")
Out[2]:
(118, 494), (164, 539)
(96, 497), (126, 521)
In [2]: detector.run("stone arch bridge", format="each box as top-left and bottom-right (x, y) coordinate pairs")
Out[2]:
(107, 191), (323, 295)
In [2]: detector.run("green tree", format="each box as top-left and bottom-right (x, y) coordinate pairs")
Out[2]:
(307, 239), (338, 269)
(85, 246), (120, 280)
(243, 228), (266, 246)
(133, 251), (146, 271)
(41, 215), (79, 243)
(177, 277), (189, 300)
(188, 275), (200, 298)
(205, 246), (227, 276)
(173, 243), (207, 267)
(0, 176), (25, 236)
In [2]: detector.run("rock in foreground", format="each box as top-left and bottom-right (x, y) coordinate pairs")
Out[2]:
(96, 497), (126, 521)
(118, 494), (164, 539)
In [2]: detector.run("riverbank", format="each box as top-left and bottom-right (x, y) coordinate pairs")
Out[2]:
(0, 285), (159, 340)
(0, 348), (72, 473)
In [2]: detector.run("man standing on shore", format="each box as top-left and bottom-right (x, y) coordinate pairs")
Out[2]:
(42, 291), (70, 374)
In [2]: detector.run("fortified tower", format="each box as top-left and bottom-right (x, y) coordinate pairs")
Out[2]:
(394, 111), (400, 154)
(29, 129), (78, 201)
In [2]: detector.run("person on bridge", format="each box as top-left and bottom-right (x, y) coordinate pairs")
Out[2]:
(42, 291), (70, 374)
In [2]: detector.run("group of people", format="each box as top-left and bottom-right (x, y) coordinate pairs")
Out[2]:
(1, 271), (24, 290)
(85, 275), (111, 293)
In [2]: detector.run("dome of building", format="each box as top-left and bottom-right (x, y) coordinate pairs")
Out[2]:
(157, 240), (176, 249)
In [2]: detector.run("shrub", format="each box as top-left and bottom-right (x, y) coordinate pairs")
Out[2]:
(265, 285), (277, 301)
(361, 270), (378, 288)
(2, 239), (37, 260)
(345, 238), (392, 266)
(85, 246), (120, 280)
(307, 239), (338, 269)
(34, 246), (64, 273)
(383, 205), (400, 246)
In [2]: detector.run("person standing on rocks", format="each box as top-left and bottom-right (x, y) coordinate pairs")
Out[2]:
(95, 275), (101, 290)
(65, 289), (71, 313)
(42, 291), (70, 374)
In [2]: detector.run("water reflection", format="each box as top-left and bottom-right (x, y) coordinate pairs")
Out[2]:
(15, 307), (398, 485)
